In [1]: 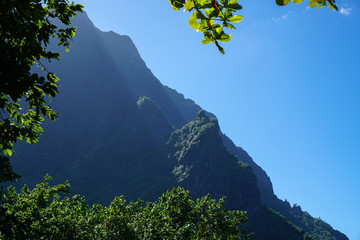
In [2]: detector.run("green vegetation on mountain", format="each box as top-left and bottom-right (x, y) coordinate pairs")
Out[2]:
(266, 198), (349, 240)
(167, 111), (260, 210)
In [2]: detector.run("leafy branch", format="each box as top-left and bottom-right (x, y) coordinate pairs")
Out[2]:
(169, 0), (338, 54)
(170, 0), (243, 54)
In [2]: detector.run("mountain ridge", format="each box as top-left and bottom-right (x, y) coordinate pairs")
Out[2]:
(10, 12), (348, 240)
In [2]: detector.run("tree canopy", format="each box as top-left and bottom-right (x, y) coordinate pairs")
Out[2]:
(0, 176), (251, 240)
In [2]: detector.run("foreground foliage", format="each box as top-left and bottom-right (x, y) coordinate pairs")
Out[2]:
(0, 0), (83, 182)
(169, 0), (338, 53)
(0, 175), (251, 240)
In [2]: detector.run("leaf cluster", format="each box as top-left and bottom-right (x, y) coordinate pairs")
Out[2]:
(0, 0), (83, 179)
(0, 176), (252, 239)
(276, 0), (337, 10)
(169, 0), (338, 54)
(170, 0), (243, 54)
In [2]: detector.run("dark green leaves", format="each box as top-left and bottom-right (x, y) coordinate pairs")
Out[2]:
(0, 0), (83, 182)
(276, 0), (291, 6)
(226, 0), (243, 11)
(0, 155), (20, 183)
(0, 177), (252, 239)
(170, 0), (186, 10)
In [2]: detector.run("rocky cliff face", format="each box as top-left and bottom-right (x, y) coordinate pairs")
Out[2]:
(10, 12), (348, 240)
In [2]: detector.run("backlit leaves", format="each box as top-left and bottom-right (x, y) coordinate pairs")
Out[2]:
(170, 0), (243, 54)
(229, 15), (243, 23)
(170, 0), (338, 54)
(276, 0), (338, 10)
(276, 0), (291, 6)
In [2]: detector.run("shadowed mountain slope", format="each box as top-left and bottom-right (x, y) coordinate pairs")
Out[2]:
(10, 12), (348, 240)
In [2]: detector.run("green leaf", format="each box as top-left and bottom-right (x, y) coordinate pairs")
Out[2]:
(198, 0), (210, 4)
(206, 8), (220, 18)
(223, 9), (233, 19)
(327, 0), (338, 10)
(308, 0), (318, 7)
(328, 3), (338, 10)
(227, 2), (242, 10)
(219, 33), (232, 42)
(223, 21), (236, 29)
(170, 0), (186, 10)
(195, 10), (207, 20)
(3, 148), (13, 156)
(229, 15), (243, 23)
(185, 1), (195, 11)
(276, 0), (291, 6)
(202, 39), (212, 44)
(221, 0), (230, 5)
(216, 42), (225, 54)
(189, 12), (201, 29)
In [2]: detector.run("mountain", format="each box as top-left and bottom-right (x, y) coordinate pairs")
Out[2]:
(10, 12), (348, 240)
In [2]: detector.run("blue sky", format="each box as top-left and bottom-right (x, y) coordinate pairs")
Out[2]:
(80, 1), (359, 239)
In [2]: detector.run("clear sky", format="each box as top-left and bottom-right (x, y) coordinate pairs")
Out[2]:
(80, 1), (359, 239)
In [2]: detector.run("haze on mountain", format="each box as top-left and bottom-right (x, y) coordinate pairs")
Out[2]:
(82, 1), (360, 239)
(9, 12), (352, 240)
